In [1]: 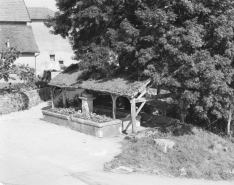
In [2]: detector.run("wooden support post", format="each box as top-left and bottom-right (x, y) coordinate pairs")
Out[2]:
(51, 87), (55, 108)
(137, 90), (146, 100)
(111, 94), (118, 119)
(157, 86), (161, 95)
(136, 101), (146, 116)
(62, 88), (67, 108)
(124, 120), (132, 132)
(131, 98), (137, 133)
(227, 104), (233, 137)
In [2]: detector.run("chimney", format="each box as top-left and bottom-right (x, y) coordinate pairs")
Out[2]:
(6, 39), (10, 48)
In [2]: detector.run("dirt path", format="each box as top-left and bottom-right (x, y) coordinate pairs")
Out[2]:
(0, 102), (233, 185)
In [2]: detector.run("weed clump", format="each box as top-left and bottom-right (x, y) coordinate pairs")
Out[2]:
(105, 125), (234, 180)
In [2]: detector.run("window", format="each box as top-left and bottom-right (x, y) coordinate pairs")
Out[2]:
(59, 60), (64, 65)
(50, 55), (55, 61)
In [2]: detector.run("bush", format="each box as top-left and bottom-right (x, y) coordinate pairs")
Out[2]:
(105, 127), (234, 180)
(12, 82), (37, 91)
(49, 108), (76, 116)
(12, 64), (35, 83)
(47, 108), (114, 123)
(73, 111), (113, 123)
(35, 80), (49, 88)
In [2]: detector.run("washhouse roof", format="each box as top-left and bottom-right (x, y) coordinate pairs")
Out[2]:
(49, 65), (150, 98)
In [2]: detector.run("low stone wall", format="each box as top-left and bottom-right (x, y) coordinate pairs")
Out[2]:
(0, 87), (51, 115)
(42, 110), (122, 138)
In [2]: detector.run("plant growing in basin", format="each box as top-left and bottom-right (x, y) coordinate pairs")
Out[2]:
(73, 111), (113, 123)
(48, 108), (76, 116)
(42, 108), (122, 137)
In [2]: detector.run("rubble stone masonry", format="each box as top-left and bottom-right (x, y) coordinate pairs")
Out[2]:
(0, 87), (51, 115)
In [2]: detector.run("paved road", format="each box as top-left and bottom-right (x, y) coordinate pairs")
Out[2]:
(0, 102), (233, 185)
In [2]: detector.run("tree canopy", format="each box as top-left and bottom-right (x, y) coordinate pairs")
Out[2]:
(46, 0), (234, 130)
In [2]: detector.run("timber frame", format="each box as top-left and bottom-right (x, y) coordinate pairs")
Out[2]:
(49, 73), (173, 134)
(50, 85), (172, 134)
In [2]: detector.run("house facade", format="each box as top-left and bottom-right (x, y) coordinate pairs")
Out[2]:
(0, 0), (76, 77)
(27, 7), (76, 75)
(0, 0), (40, 70)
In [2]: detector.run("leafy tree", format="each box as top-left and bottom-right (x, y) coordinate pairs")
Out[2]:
(46, 0), (234, 134)
(0, 47), (20, 82)
(12, 64), (35, 83)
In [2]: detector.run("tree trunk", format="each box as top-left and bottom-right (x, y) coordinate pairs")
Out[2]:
(227, 104), (232, 137)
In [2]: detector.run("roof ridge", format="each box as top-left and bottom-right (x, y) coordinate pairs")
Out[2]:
(27, 6), (55, 20)
(0, 0), (31, 22)
(27, 7), (55, 11)
(23, 0), (31, 22)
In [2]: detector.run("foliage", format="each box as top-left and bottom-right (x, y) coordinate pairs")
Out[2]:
(12, 64), (35, 83)
(60, 64), (67, 71)
(46, 0), (234, 131)
(0, 47), (20, 82)
(48, 108), (113, 122)
(49, 108), (77, 116)
(0, 83), (36, 94)
(12, 82), (38, 91)
(35, 80), (49, 88)
(67, 95), (81, 107)
(73, 111), (113, 123)
(105, 127), (234, 180)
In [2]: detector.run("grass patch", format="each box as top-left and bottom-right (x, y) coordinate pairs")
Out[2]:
(105, 125), (234, 181)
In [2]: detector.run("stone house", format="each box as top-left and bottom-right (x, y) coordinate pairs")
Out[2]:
(0, 0), (76, 77)
(0, 0), (40, 70)
(27, 7), (76, 75)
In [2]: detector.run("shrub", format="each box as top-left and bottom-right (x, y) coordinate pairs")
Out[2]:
(73, 111), (113, 123)
(48, 108), (113, 123)
(12, 82), (37, 91)
(48, 108), (76, 116)
(105, 127), (234, 180)
(12, 64), (35, 83)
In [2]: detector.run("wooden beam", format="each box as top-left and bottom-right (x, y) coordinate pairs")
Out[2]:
(227, 104), (233, 137)
(149, 93), (172, 99)
(124, 120), (132, 132)
(157, 86), (161, 95)
(135, 97), (147, 103)
(136, 93), (172, 103)
(136, 89), (146, 100)
(111, 94), (118, 119)
(131, 98), (137, 133)
(62, 88), (67, 108)
(51, 87), (56, 108)
(136, 100), (146, 116)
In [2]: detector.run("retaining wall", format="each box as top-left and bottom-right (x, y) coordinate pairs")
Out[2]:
(0, 87), (51, 115)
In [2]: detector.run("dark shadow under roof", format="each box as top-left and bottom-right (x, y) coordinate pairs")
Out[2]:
(49, 69), (150, 98)
(0, 25), (39, 53)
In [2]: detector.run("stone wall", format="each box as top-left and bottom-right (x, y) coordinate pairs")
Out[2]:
(0, 87), (51, 115)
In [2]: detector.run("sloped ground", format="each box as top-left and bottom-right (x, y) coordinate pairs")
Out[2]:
(0, 102), (234, 185)
(105, 124), (234, 181)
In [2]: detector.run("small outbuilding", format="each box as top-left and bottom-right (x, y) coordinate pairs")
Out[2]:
(49, 68), (151, 133)
(48, 66), (171, 134)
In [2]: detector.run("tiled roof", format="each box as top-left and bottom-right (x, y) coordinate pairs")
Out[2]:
(27, 7), (55, 20)
(0, 25), (39, 53)
(0, 0), (31, 22)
